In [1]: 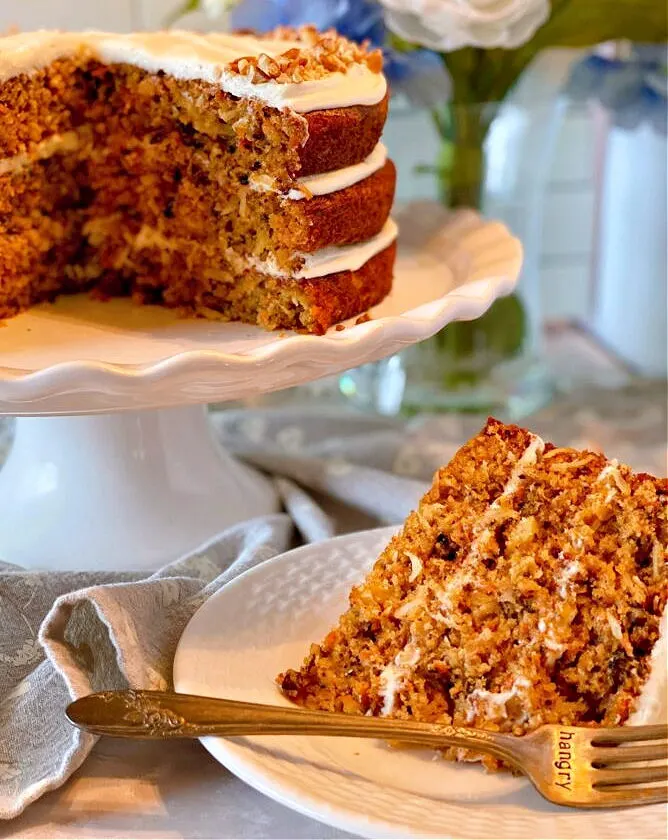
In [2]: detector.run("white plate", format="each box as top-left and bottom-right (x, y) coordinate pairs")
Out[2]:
(0, 206), (521, 413)
(174, 527), (667, 840)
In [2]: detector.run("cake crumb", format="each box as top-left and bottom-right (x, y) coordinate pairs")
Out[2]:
(355, 312), (372, 325)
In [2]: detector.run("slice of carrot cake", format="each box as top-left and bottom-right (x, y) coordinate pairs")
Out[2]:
(0, 27), (397, 333)
(278, 418), (667, 768)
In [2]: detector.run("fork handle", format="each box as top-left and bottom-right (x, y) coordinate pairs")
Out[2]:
(67, 689), (521, 767)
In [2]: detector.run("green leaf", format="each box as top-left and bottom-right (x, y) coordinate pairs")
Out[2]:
(387, 33), (420, 53)
(480, 0), (668, 99)
(428, 0), (666, 107)
(532, 0), (667, 48)
(166, 0), (201, 27)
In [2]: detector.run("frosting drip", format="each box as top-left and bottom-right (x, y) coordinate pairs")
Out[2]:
(0, 30), (387, 113)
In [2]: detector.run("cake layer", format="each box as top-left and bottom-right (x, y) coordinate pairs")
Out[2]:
(0, 31), (388, 178)
(279, 419), (668, 767)
(0, 30), (387, 112)
(298, 95), (389, 177)
(98, 239), (397, 334)
(144, 238), (396, 335)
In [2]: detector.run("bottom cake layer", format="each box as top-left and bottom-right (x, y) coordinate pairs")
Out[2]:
(0, 219), (395, 334)
(124, 240), (397, 334)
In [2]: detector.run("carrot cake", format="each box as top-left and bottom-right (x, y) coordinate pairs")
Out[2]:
(0, 27), (397, 334)
(279, 418), (668, 768)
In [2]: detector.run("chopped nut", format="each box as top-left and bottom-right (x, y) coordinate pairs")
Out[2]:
(365, 50), (384, 73)
(257, 53), (280, 78)
(226, 25), (384, 85)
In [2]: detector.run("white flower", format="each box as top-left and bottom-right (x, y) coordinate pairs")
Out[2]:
(378, 0), (550, 51)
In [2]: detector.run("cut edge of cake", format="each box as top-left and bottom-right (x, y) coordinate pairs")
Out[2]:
(0, 27), (397, 333)
(278, 418), (668, 768)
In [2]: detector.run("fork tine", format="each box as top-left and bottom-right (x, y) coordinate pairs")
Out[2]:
(591, 743), (668, 765)
(594, 765), (668, 786)
(593, 785), (668, 808)
(590, 725), (668, 745)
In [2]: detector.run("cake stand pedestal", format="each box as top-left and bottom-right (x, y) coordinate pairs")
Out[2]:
(0, 406), (278, 571)
(0, 207), (522, 571)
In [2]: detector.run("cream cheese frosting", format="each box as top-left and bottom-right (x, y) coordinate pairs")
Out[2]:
(628, 607), (667, 726)
(248, 142), (388, 200)
(0, 130), (84, 175)
(0, 30), (387, 113)
(289, 142), (388, 199)
(237, 217), (398, 281)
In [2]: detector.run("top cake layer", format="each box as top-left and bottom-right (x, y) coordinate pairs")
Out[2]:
(0, 27), (387, 113)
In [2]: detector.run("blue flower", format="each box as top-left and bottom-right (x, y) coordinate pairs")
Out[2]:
(566, 47), (667, 135)
(229, 0), (450, 104)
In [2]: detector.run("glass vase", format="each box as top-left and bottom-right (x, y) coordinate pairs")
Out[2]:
(343, 95), (563, 418)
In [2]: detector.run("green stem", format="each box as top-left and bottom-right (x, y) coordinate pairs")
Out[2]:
(425, 96), (527, 395)
(433, 101), (494, 209)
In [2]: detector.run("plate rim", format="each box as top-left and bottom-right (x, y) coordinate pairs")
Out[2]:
(173, 525), (667, 840)
(174, 525), (415, 840)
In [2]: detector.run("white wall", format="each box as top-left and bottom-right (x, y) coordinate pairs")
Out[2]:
(1, 2), (596, 323)
(0, 0), (137, 31)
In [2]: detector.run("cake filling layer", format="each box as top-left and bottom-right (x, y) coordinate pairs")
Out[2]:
(241, 218), (398, 280)
(0, 130), (87, 176)
(248, 142), (388, 200)
(0, 31), (387, 113)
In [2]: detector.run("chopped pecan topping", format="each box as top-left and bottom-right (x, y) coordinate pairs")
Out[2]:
(228, 24), (383, 85)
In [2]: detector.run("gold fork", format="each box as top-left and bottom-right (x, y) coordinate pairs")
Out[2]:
(66, 689), (668, 810)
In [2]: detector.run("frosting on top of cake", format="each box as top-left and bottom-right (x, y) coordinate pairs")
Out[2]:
(0, 29), (387, 113)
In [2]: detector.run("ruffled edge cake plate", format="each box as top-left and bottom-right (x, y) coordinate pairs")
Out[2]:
(173, 526), (668, 840)
(0, 206), (520, 414)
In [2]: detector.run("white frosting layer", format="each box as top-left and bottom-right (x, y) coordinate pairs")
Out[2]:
(300, 217), (398, 279)
(0, 130), (83, 175)
(628, 607), (667, 727)
(0, 30), (387, 113)
(248, 142), (387, 200)
(289, 142), (388, 199)
(244, 218), (398, 280)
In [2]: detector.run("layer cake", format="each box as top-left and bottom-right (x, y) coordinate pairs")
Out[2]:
(0, 27), (397, 333)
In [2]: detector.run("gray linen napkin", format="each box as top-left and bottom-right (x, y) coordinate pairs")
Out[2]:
(0, 384), (665, 820)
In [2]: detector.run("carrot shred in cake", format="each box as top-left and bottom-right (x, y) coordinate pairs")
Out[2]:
(278, 418), (668, 769)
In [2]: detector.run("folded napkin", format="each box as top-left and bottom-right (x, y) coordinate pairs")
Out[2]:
(0, 383), (665, 819)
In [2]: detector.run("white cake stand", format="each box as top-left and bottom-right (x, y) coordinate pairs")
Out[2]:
(0, 207), (521, 571)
